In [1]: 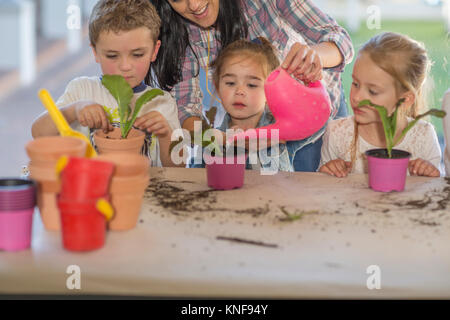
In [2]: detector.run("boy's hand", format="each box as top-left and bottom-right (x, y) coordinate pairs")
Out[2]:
(408, 159), (440, 177)
(282, 43), (323, 84)
(319, 159), (352, 178)
(134, 111), (171, 138)
(76, 103), (113, 133)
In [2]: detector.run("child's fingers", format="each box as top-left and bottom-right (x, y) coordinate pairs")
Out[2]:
(408, 159), (419, 175)
(416, 160), (429, 176)
(84, 113), (94, 128)
(333, 160), (348, 177)
(422, 164), (438, 177)
(319, 164), (333, 176)
(327, 160), (346, 177)
(410, 159), (427, 175)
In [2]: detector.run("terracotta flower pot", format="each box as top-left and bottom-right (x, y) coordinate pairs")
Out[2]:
(108, 174), (149, 230)
(25, 136), (87, 162)
(365, 148), (411, 192)
(93, 127), (145, 154)
(96, 152), (150, 177)
(25, 136), (87, 230)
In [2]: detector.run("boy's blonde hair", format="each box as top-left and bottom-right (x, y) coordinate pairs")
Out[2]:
(89, 0), (161, 47)
(211, 37), (280, 88)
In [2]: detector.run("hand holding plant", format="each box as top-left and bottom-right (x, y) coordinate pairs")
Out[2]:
(134, 111), (172, 138)
(101, 75), (164, 138)
(357, 98), (446, 158)
(76, 102), (113, 133)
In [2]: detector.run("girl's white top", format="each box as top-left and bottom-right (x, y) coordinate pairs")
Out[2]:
(320, 116), (443, 174)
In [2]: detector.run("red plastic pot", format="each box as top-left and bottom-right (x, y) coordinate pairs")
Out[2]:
(57, 198), (106, 252)
(59, 157), (114, 200)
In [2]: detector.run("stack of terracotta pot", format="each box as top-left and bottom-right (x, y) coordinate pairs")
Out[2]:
(25, 136), (86, 230)
(96, 152), (150, 230)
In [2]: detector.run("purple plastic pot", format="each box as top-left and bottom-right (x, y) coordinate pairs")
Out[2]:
(0, 178), (36, 251)
(204, 152), (247, 190)
(366, 149), (411, 192)
(0, 178), (36, 210)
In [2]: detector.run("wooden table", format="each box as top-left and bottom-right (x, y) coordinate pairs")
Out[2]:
(1, 167), (449, 298)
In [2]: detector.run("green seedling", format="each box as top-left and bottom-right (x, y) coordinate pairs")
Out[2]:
(278, 206), (319, 222)
(357, 99), (446, 158)
(102, 75), (164, 138)
(169, 106), (224, 156)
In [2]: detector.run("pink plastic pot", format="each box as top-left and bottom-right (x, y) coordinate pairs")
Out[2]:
(59, 157), (115, 201)
(231, 67), (331, 142)
(0, 209), (34, 251)
(366, 149), (411, 192)
(204, 152), (247, 190)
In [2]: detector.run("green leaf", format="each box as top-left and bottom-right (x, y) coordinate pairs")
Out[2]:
(359, 99), (446, 158)
(372, 105), (394, 158)
(101, 75), (133, 138)
(123, 88), (164, 138)
(394, 108), (447, 146)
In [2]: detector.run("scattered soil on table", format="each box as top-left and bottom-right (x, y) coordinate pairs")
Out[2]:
(145, 178), (218, 212)
(145, 178), (271, 217)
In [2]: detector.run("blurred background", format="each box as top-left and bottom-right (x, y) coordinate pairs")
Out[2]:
(0, 0), (449, 177)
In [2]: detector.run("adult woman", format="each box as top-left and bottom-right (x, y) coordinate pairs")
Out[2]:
(148, 0), (354, 171)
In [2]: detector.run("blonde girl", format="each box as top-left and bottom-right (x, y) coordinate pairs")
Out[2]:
(319, 32), (442, 177)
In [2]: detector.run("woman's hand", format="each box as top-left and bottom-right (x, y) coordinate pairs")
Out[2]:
(282, 43), (323, 84)
(408, 158), (440, 177)
(319, 159), (352, 177)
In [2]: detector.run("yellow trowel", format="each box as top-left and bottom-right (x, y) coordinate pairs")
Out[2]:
(38, 89), (97, 157)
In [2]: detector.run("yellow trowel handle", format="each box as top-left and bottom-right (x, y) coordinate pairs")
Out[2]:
(96, 198), (114, 221)
(38, 89), (71, 136)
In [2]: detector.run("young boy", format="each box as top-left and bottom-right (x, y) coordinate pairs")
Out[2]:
(31, 0), (181, 167)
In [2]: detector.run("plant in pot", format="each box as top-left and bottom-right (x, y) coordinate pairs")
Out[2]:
(171, 107), (247, 190)
(93, 74), (164, 154)
(358, 98), (446, 192)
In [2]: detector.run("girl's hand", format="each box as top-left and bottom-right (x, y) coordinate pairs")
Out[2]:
(282, 43), (323, 84)
(134, 111), (172, 138)
(76, 103), (113, 133)
(408, 159), (440, 177)
(319, 159), (352, 177)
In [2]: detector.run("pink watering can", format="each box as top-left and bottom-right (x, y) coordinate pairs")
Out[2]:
(231, 67), (331, 142)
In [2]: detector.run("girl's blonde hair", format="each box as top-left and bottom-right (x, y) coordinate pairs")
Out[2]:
(350, 32), (431, 166)
(359, 32), (430, 117)
(211, 37), (280, 88)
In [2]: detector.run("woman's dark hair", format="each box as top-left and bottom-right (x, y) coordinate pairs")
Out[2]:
(147, 0), (248, 90)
